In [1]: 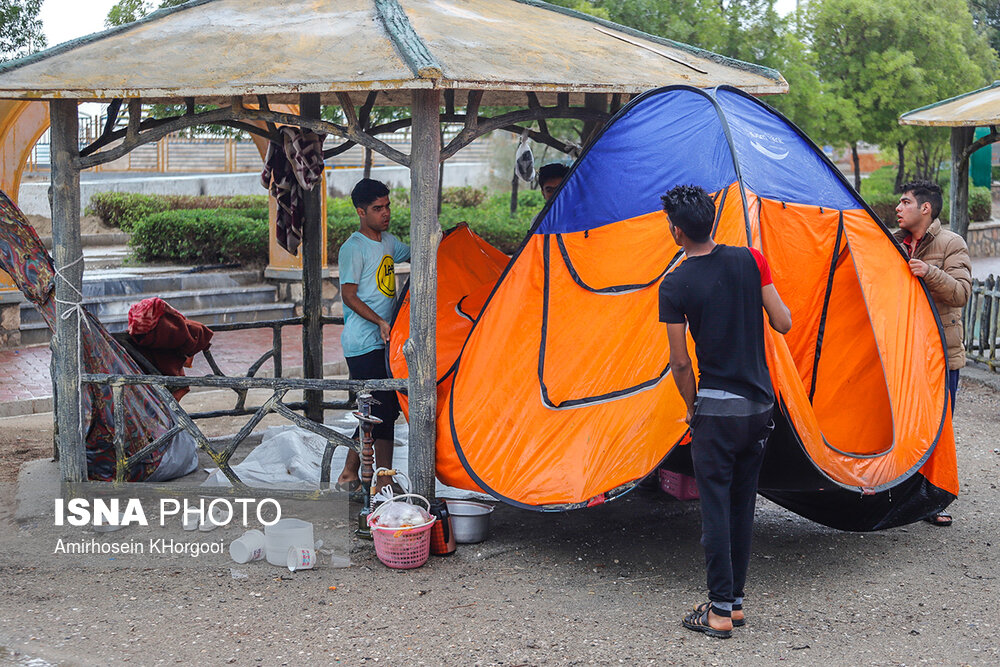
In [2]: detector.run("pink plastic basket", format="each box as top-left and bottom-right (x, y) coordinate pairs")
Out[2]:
(659, 469), (699, 500)
(369, 519), (436, 569)
(367, 493), (436, 569)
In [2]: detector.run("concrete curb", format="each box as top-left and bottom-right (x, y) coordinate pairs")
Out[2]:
(961, 363), (1000, 392)
(0, 360), (350, 419)
(39, 233), (130, 249)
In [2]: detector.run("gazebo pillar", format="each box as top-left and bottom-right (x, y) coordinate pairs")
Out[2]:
(49, 99), (87, 482)
(949, 126), (974, 238)
(299, 94), (325, 422)
(405, 89), (442, 499)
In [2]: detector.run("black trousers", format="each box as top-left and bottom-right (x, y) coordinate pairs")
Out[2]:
(690, 397), (774, 607)
(346, 348), (400, 442)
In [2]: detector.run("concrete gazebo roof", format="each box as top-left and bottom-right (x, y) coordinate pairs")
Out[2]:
(0, 0), (786, 104)
(900, 81), (1000, 238)
(900, 81), (1000, 127)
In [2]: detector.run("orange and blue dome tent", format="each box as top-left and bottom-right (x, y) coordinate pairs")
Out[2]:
(389, 85), (957, 531)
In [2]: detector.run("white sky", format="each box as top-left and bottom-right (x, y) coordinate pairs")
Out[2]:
(774, 0), (798, 16)
(39, 0), (119, 48)
(40, 0), (799, 48)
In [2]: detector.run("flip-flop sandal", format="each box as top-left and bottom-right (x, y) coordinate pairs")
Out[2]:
(695, 601), (745, 627)
(334, 480), (365, 503)
(924, 511), (953, 527)
(682, 608), (732, 639)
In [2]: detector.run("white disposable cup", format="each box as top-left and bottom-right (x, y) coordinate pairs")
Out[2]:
(229, 529), (266, 564)
(286, 546), (316, 572)
(182, 514), (199, 531)
(265, 518), (314, 566)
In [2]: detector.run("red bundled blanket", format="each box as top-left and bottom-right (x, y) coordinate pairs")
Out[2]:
(127, 298), (214, 399)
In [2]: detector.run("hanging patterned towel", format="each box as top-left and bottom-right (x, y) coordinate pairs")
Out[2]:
(260, 126), (326, 255)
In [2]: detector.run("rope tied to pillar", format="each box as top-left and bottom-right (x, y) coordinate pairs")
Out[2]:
(53, 254), (87, 455)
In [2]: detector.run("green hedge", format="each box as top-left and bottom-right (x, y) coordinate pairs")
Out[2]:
(85, 192), (169, 231)
(861, 166), (992, 226)
(130, 209), (268, 265)
(121, 189), (545, 266)
(326, 190), (541, 259)
(85, 192), (269, 231)
(158, 194), (268, 210)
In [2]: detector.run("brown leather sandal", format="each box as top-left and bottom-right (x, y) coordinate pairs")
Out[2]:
(683, 607), (732, 639)
(695, 601), (744, 627)
(924, 511), (953, 527)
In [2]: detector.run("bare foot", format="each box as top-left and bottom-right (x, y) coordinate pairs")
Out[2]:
(707, 609), (733, 632)
(336, 472), (360, 489)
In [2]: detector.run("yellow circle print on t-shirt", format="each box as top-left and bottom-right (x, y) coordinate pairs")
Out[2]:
(376, 255), (396, 298)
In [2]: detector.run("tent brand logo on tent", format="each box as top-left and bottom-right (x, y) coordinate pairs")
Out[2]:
(747, 130), (789, 161)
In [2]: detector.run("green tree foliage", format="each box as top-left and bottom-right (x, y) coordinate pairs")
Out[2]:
(970, 0), (1000, 53)
(105, 0), (187, 27)
(809, 0), (996, 190)
(0, 0), (45, 62)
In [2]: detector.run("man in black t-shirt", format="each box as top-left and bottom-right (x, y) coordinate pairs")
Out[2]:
(658, 185), (791, 639)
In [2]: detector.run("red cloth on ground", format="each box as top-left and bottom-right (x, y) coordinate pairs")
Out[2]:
(128, 297), (214, 399)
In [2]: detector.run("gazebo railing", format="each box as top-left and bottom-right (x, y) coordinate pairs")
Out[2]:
(112, 314), (351, 419)
(964, 274), (1000, 370)
(85, 315), (407, 485)
(83, 373), (405, 486)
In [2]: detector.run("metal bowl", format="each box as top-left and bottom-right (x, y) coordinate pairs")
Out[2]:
(443, 499), (493, 544)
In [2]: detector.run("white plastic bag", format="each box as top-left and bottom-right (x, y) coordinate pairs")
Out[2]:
(514, 132), (535, 184)
(376, 501), (431, 528)
(369, 493), (432, 529)
(202, 425), (329, 488)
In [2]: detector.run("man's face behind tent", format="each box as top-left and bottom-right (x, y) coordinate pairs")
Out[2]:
(896, 192), (930, 234)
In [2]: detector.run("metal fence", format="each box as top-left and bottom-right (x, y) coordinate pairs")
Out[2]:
(26, 115), (492, 174)
(964, 273), (999, 370)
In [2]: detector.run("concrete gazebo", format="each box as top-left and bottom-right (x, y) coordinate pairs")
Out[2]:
(0, 0), (786, 497)
(900, 81), (1000, 239)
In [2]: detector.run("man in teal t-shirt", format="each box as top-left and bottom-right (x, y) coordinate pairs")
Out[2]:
(336, 179), (410, 496)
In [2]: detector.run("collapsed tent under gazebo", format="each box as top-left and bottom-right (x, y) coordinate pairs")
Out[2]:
(0, 0), (786, 497)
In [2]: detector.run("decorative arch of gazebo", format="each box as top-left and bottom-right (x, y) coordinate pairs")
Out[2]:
(0, 0), (786, 497)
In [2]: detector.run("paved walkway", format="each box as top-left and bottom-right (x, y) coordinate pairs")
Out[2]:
(0, 323), (346, 417)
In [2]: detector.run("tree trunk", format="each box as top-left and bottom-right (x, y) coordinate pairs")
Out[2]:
(404, 89), (442, 500)
(363, 146), (373, 179)
(580, 93), (608, 147)
(851, 143), (861, 192)
(895, 142), (907, 193)
(510, 172), (519, 217)
(950, 127), (974, 238)
(438, 158), (444, 215)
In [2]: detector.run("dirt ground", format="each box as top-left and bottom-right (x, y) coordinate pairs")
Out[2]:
(0, 381), (997, 666)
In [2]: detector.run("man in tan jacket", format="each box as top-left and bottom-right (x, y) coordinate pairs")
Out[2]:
(894, 180), (972, 527)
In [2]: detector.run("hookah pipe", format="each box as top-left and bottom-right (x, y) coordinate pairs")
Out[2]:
(353, 392), (382, 539)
